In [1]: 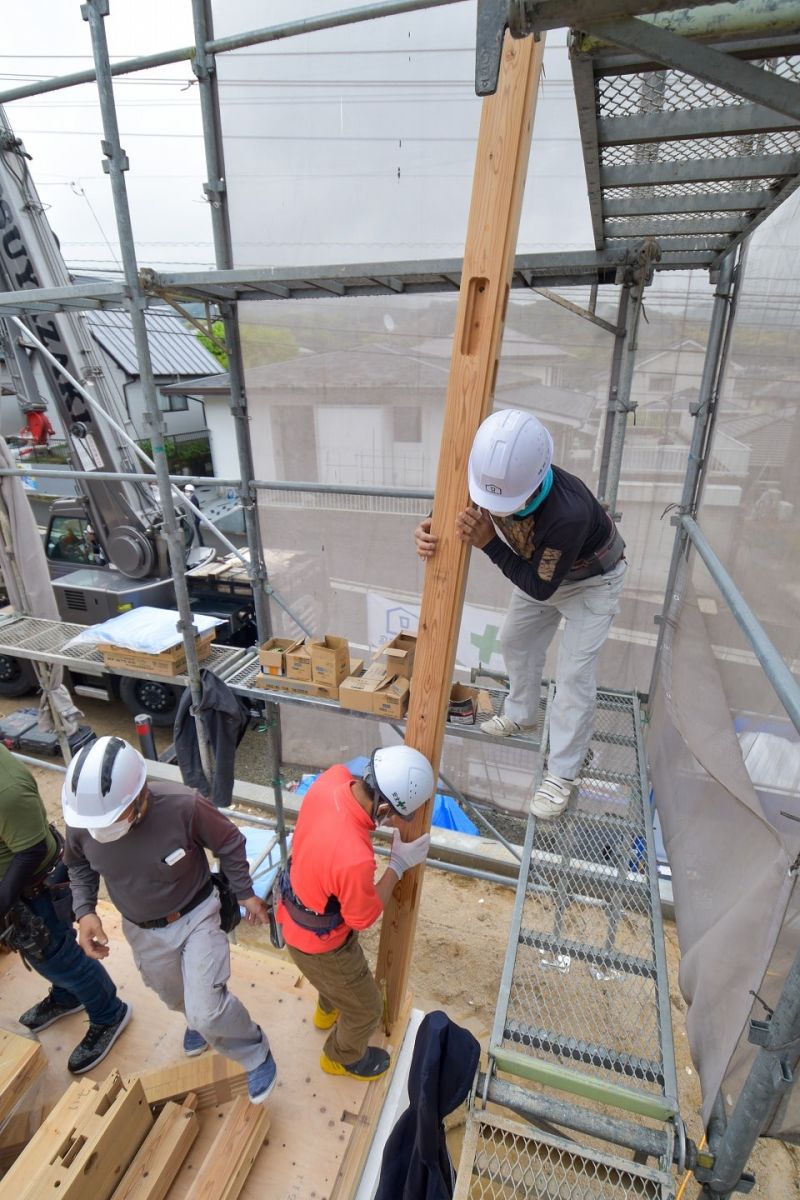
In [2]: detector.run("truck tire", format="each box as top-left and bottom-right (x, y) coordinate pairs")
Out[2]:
(0, 655), (38, 698)
(119, 676), (183, 728)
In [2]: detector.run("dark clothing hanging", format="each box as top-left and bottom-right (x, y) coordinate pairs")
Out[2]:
(375, 1010), (480, 1200)
(173, 669), (251, 808)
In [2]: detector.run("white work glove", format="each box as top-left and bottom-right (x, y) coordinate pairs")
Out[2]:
(389, 829), (431, 879)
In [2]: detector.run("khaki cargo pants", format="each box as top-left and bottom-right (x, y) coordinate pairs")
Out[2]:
(287, 933), (382, 1066)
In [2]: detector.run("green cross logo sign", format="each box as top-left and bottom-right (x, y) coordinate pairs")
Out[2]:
(470, 623), (502, 664)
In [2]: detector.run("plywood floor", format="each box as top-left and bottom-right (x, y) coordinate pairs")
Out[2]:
(0, 903), (404, 1199)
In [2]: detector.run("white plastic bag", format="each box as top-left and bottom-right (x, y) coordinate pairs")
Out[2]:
(63, 607), (223, 654)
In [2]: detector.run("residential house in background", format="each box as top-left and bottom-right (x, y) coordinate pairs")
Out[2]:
(0, 306), (222, 468)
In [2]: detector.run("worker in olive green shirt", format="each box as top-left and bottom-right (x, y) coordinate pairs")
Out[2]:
(0, 744), (131, 1073)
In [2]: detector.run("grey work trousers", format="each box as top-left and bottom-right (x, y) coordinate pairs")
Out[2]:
(287, 934), (382, 1066)
(500, 560), (627, 780)
(123, 890), (268, 1072)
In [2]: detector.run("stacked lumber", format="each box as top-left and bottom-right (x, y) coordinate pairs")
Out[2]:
(2, 1071), (152, 1198)
(2, 1054), (270, 1200)
(0, 1029), (46, 1172)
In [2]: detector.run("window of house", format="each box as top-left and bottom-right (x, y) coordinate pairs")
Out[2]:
(393, 406), (422, 443)
(158, 391), (189, 412)
(648, 374), (673, 394)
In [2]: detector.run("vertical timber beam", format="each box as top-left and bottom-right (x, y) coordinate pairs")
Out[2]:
(376, 31), (545, 1026)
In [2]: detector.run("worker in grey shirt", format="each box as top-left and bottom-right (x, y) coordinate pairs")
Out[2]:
(62, 736), (277, 1105)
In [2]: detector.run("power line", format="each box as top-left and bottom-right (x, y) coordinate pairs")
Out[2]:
(12, 128), (579, 143)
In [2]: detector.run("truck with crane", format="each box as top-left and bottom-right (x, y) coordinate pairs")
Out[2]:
(0, 107), (316, 723)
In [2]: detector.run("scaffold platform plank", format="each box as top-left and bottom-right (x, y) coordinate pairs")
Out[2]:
(488, 689), (678, 1118)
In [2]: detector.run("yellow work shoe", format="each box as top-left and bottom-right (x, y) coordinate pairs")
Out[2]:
(320, 1047), (390, 1080)
(313, 1003), (339, 1030)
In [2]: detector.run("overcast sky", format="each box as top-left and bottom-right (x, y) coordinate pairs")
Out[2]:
(1, 0), (592, 276)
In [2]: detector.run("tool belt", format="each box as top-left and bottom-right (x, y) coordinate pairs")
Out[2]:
(0, 901), (51, 963)
(132, 877), (214, 930)
(566, 516), (625, 582)
(278, 857), (343, 936)
(22, 825), (66, 899)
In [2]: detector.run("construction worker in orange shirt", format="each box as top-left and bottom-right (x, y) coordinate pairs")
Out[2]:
(277, 746), (434, 1081)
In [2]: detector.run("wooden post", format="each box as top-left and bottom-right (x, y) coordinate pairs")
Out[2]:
(376, 31), (546, 1026)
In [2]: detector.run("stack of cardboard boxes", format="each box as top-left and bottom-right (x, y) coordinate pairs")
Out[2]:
(256, 635), (361, 701)
(339, 631), (415, 719)
(255, 632), (415, 718)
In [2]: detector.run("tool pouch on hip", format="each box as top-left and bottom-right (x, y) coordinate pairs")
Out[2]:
(46, 880), (75, 927)
(265, 873), (286, 951)
(211, 871), (242, 934)
(3, 901), (51, 963)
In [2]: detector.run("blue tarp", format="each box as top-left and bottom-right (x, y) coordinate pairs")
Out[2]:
(293, 757), (479, 836)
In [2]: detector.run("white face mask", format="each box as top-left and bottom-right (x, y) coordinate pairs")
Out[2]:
(89, 816), (133, 843)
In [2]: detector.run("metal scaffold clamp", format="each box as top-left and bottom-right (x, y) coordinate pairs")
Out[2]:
(475, 0), (530, 95)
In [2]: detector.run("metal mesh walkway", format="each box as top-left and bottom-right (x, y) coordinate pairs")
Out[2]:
(454, 1112), (674, 1200)
(489, 688), (677, 1122)
(456, 689), (679, 1199)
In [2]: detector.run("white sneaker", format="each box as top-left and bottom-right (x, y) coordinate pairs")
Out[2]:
(530, 773), (574, 820)
(480, 714), (536, 737)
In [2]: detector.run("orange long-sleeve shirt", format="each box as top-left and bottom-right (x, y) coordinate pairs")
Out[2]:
(278, 765), (383, 955)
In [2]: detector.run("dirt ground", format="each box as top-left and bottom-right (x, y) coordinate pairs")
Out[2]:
(6, 693), (800, 1198)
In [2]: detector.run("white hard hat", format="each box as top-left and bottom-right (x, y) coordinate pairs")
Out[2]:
(369, 746), (435, 820)
(468, 409), (553, 515)
(62, 736), (147, 829)
(183, 483), (196, 495)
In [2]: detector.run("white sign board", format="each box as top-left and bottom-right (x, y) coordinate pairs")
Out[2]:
(367, 590), (508, 673)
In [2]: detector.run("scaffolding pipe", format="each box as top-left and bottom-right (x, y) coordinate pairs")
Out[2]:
(597, 282), (630, 501)
(82, 0), (214, 789)
(0, 463), (433, 501)
(482, 1074), (672, 1160)
(704, 946), (800, 1197)
(0, 0), (464, 105)
(192, 0), (288, 864)
(648, 251), (737, 702)
(11, 751), (67, 773)
(681, 515), (800, 734)
(599, 271), (647, 516)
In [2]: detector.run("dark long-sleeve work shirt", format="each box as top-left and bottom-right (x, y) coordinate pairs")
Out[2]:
(64, 780), (255, 925)
(483, 465), (613, 601)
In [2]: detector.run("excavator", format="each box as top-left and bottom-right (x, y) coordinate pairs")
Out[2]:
(0, 107), (268, 723)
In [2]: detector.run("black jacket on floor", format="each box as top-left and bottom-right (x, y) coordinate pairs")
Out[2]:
(173, 669), (250, 808)
(375, 1010), (480, 1200)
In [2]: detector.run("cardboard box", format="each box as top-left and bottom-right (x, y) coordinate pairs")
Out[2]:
(255, 673), (340, 701)
(447, 682), (478, 726)
(373, 675), (410, 719)
(256, 657), (364, 703)
(285, 641), (313, 682)
(258, 636), (302, 676)
(339, 663), (386, 713)
(310, 635), (351, 685)
(381, 632), (417, 679)
(98, 631), (215, 678)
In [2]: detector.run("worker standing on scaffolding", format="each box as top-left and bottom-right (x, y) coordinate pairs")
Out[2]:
(415, 408), (626, 821)
(0, 744), (131, 1074)
(277, 746), (433, 1081)
(61, 736), (278, 1104)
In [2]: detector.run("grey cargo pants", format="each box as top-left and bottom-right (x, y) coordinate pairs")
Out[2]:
(500, 560), (627, 780)
(123, 890), (268, 1071)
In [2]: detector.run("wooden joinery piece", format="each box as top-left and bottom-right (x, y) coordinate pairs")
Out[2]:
(183, 1096), (270, 1200)
(110, 1099), (199, 1200)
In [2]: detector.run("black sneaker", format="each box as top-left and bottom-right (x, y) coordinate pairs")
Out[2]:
(19, 992), (83, 1032)
(67, 1002), (133, 1075)
(320, 1045), (390, 1080)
